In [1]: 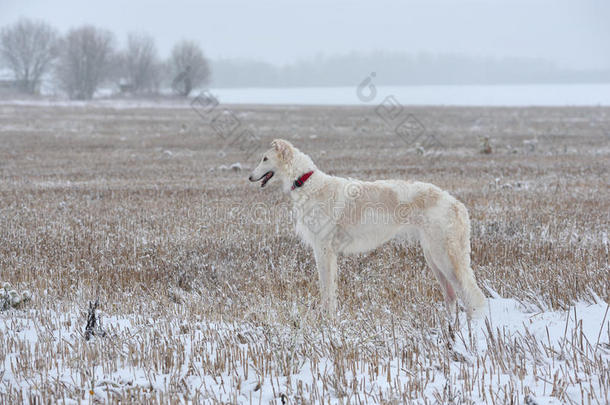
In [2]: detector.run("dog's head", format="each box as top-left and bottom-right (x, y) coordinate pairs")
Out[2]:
(248, 139), (294, 188)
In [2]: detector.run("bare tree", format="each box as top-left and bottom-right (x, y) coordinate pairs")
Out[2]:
(169, 40), (210, 97)
(56, 26), (115, 100)
(120, 33), (161, 94)
(0, 18), (59, 94)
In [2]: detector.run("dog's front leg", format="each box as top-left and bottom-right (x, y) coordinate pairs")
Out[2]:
(313, 245), (338, 315)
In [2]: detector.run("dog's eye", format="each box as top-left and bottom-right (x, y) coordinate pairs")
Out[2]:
(263, 157), (268, 162)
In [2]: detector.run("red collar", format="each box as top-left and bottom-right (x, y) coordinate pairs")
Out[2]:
(291, 171), (314, 190)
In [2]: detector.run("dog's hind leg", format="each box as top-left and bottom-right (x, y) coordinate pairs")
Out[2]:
(423, 247), (457, 316)
(313, 245), (338, 315)
(423, 244), (460, 342)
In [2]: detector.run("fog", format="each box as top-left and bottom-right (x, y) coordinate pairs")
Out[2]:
(2, 0), (609, 87)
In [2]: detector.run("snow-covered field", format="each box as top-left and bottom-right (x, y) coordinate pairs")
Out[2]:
(2, 83), (610, 108)
(1, 293), (608, 403)
(207, 84), (610, 106)
(0, 103), (608, 403)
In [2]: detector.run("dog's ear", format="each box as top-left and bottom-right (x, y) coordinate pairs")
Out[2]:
(271, 139), (294, 162)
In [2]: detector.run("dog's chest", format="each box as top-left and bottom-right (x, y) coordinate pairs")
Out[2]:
(292, 198), (327, 247)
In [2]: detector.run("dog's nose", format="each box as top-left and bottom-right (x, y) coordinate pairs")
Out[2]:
(248, 175), (253, 181)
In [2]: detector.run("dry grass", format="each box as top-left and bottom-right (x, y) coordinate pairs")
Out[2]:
(0, 102), (608, 403)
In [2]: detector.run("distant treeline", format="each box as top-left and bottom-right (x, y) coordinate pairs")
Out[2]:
(211, 52), (610, 88)
(0, 18), (210, 99)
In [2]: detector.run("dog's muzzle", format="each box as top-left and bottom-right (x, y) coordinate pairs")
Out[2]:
(249, 171), (274, 187)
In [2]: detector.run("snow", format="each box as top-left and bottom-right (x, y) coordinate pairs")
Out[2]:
(1, 83), (610, 108)
(0, 98), (194, 109)
(230, 162), (243, 171)
(1, 296), (608, 403)
(208, 84), (610, 106)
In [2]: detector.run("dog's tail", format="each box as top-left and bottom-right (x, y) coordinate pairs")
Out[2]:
(461, 269), (487, 318)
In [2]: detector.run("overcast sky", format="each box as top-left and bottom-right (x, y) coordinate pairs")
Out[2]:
(1, 0), (609, 69)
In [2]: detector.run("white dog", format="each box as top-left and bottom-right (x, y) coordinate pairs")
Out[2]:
(249, 139), (486, 319)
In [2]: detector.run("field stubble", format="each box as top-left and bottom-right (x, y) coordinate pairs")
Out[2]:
(0, 103), (608, 403)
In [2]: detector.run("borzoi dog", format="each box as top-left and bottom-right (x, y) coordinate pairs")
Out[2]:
(249, 139), (486, 319)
